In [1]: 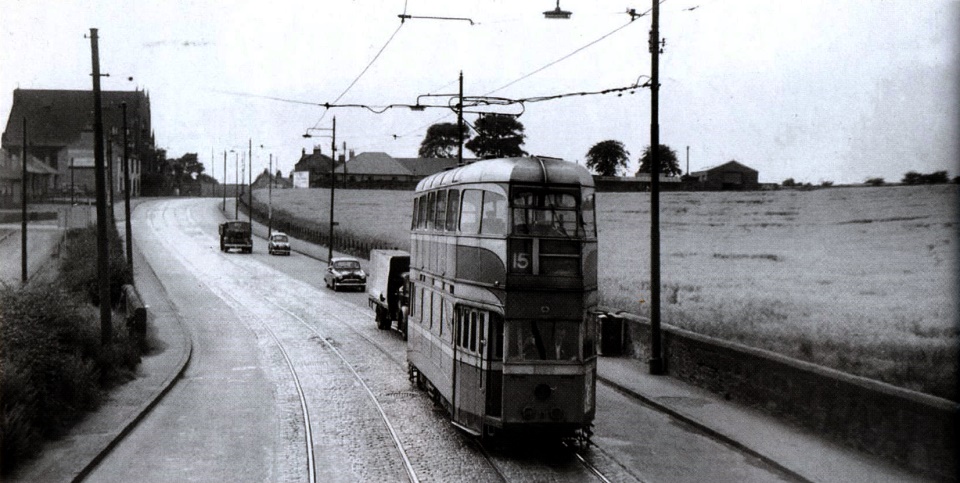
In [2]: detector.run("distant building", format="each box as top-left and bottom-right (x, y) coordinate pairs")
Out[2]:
(292, 146), (336, 187)
(1, 88), (153, 196)
(252, 170), (293, 190)
(689, 161), (759, 190)
(0, 149), (57, 206)
(335, 152), (463, 183)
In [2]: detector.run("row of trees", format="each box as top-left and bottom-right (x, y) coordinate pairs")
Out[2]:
(417, 114), (682, 176)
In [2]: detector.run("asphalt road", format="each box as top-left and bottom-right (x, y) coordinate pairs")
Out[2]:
(85, 198), (796, 482)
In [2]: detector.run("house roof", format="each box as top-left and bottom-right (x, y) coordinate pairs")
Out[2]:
(336, 152), (408, 176)
(690, 160), (758, 177)
(0, 150), (57, 179)
(395, 157), (462, 176)
(2, 89), (151, 149)
(294, 149), (335, 172)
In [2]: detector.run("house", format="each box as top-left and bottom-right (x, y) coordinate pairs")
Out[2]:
(252, 170), (293, 190)
(1, 88), (152, 196)
(292, 146), (337, 187)
(0, 149), (58, 206)
(334, 152), (463, 185)
(689, 160), (759, 190)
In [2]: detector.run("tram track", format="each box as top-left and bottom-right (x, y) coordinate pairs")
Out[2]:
(151, 199), (621, 482)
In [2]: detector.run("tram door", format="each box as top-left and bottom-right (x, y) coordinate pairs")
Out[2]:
(485, 314), (503, 419)
(454, 307), (485, 432)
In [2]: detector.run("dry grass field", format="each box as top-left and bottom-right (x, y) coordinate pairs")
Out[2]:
(257, 184), (958, 400)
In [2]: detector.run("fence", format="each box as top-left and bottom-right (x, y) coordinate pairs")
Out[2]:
(237, 196), (402, 260)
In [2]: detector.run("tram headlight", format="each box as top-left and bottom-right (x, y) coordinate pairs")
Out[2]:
(534, 383), (552, 401)
(521, 406), (536, 421)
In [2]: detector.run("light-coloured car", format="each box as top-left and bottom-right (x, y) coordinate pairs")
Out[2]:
(267, 232), (291, 256)
(324, 257), (367, 292)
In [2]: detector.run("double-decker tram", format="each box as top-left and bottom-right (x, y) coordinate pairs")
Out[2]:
(405, 156), (599, 443)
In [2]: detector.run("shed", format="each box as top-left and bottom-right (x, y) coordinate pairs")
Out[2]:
(689, 160), (759, 190)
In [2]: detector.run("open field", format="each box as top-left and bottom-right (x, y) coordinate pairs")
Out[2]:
(256, 184), (958, 400)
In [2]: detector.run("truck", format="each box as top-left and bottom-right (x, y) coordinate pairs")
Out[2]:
(219, 221), (253, 253)
(366, 249), (410, 335)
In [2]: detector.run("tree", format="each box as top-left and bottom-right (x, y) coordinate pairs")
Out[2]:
(418, 122), (469, 158)
(782, 178), (796, 187)
(585, 140), (630, 176)
(865, 177), (885, 187)
(636, 144), (682, 177)
(464, 114), (526, 159)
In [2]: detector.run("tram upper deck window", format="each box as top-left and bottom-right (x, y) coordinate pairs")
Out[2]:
(511, 188), (580, 237)
(460, 190), (482, 234)
(582, 190), (597, 238)
(480, 192), (507, 235)
(507, 320), (580, 362)
(435, 190), (448, 231)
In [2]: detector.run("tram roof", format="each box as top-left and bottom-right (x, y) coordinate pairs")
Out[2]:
(415, 156), (594, 191)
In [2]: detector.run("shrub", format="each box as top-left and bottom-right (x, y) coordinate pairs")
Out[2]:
(1, 254), (140, 475)
(60, 225), (132, 307)
(865, 177), (885, 186)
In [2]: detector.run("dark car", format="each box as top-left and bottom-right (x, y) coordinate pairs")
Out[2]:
(324, 257), (367, 292)
(267, 232), (291, 256)
(219, 221), (252, 253)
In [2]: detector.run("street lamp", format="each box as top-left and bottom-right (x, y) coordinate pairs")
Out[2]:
(230, 149), (239, 219)
(303, 117), (337, 263)
(543, 0), (572, 19)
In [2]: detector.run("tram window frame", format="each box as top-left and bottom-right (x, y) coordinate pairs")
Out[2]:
(426, 192), (436, 230)
(582, 189), (597, 238)
(507, 320), (581, 362)
(510, 187), (580, 237)
(480, 191), (507, 235)
(445, 190), (460, 231)
(469, 310), (477, 353)
(434, 190), (447, 231)
(412, 197), (419, 230)
(459, 189), (482, 234)
(418, 287), (425, 324)
(418, 195), (428, 230)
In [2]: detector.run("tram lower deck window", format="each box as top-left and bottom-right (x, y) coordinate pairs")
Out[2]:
(507, 320), (580, 362)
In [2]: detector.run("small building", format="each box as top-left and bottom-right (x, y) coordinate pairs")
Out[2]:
(252, 170), (293, 190)
(689, 160), (759, 190)
(0, 149), (58, 206)
(292, 146), (337, 187)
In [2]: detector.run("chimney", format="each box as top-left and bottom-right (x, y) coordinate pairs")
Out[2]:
(349, 149), (355, 160)
(301, 147), (306, 157)
(313, 145), (322, 156)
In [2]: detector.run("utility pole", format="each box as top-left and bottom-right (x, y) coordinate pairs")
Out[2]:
(248, 139), (252, 226)
(122, 102), (132, 269)
(328, 117), (337, 263)
(71, 158), (75, 206)
(89, 28), (112, 346)
(268, 153), (273, 237)
(234, 152), (239, 220)
(20, 117), (27, 284)
(107, 129), (115, 221)
(222, 150), (227, 212)
(457, 71), (464, 167)
(648, 0), (664, 375)
(686, 145), (690, 175)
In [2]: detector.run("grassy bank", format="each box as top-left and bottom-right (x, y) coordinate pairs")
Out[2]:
(0, 225), (140, 476)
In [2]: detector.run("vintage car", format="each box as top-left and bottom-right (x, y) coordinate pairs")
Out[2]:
(324, 257), (367, 292)
(267, 232), (291, 256)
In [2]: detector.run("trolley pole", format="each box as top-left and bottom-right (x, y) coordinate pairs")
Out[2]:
(89, 28), (112, 346)
(328, 117), (336, 263)
(648, 0), (664, 375)
(122, 102), (132, 269)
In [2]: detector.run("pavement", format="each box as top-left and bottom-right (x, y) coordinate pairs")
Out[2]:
(5, 199), (929, 483)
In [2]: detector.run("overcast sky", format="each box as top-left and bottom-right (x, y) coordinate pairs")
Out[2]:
(2, 0), (957, 184)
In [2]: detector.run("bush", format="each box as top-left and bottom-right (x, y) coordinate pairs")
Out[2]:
(60, 225), (132, 307)
(865, 177), (885, 187)
(0, 236), (141, 475)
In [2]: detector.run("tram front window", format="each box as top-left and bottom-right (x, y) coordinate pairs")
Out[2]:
(507, 321), (580, 362)
(511, 188), (579, 237)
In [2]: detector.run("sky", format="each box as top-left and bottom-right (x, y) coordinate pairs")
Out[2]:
(1, 0), (957, 184)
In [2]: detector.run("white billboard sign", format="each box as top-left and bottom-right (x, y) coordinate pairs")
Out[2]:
(293, 171), (310, 188)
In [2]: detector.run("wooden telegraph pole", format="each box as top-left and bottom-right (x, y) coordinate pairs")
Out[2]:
(89, 28), (112, 346)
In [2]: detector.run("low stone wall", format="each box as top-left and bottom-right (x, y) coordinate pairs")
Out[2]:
(606, 310), (958, 481)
